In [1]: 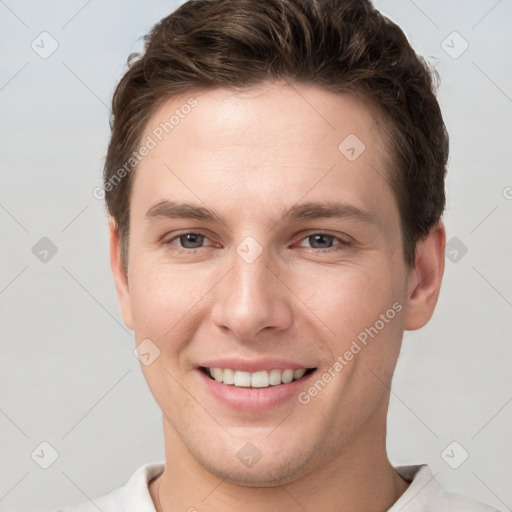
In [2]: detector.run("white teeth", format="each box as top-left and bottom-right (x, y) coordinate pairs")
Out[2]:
(222, 368), (234, 385)
(269, 369), (282, 385)
(213, 368), (223, 382)
(233, 370), (251, 387)
(294, 368), (306, 380)
(251, 371), (269, 388)
(281, 369), (294, 383)
(205, 367), (310, 388)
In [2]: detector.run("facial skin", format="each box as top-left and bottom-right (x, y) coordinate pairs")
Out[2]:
(110, 82), (445, 511)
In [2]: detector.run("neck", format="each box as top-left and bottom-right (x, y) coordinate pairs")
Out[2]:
(150, 402), (410, 511)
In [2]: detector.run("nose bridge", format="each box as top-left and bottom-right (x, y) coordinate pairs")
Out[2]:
(211, 239), (292, 339)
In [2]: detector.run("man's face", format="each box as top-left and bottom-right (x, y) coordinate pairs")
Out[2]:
(112, 83), (423, 485)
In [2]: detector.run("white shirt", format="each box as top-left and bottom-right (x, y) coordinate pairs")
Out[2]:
(55, 462), (500, 512)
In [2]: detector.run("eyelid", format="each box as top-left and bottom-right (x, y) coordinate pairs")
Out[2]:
(163, 229), (217, 248)
(296, 229), (353, 243)
(162, 229), (353, 252)
(294, 231), (353, 250)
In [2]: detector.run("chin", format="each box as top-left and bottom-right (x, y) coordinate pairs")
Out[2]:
(190, 439), (318, 487)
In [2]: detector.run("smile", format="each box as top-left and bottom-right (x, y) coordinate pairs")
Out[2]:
(201, 366), (316, 388)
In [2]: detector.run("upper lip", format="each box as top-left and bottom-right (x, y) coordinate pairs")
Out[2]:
(199, 358), (316, 373)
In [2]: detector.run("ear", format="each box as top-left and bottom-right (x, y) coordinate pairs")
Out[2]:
(109, 217), (134, 330)
(404, 220), (446, 331)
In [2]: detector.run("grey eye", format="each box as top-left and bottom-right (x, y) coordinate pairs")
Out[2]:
(178, 233), (205, 248)
(307, 234), (336, 249)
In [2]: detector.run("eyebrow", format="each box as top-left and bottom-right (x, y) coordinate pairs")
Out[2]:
(144, 200), (376, 226)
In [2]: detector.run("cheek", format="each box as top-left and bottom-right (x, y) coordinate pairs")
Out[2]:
(128, 260), (214, 347)
(293, 261), (399, 341)
(129, 263), (208, 406)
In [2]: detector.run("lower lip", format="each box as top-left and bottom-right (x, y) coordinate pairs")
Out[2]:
(197, 369), (317, 411)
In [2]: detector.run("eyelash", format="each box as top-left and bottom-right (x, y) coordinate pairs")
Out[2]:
(162, 231), (352, 254)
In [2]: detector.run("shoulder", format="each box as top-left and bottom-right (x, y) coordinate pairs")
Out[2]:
(437, 490), (500, 512)
(53, 461), (165, 512)
(390, 464), (501, 512)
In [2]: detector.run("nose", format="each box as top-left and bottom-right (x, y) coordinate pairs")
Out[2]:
(210, 246), (294, 341)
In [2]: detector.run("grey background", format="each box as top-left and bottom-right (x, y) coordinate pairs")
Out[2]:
(1, 1), (511, 511)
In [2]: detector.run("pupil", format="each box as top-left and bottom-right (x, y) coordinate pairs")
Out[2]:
(182, 234), (203, 248)
(312, 234), (331, 248)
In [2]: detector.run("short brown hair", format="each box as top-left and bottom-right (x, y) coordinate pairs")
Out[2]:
(104, 0), (449, 269)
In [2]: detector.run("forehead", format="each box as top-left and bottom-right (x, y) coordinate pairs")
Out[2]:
(131, 83), (397, 228)
(142, 83), (388, 158)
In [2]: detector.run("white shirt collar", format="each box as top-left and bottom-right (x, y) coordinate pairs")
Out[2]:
(67, 461), (497, 512)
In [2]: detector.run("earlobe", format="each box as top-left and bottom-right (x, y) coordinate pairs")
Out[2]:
(109, 218), (134, 330)
(404, 221), (446, 331)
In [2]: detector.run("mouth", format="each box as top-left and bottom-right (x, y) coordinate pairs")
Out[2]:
(199, 366), (317, 388)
